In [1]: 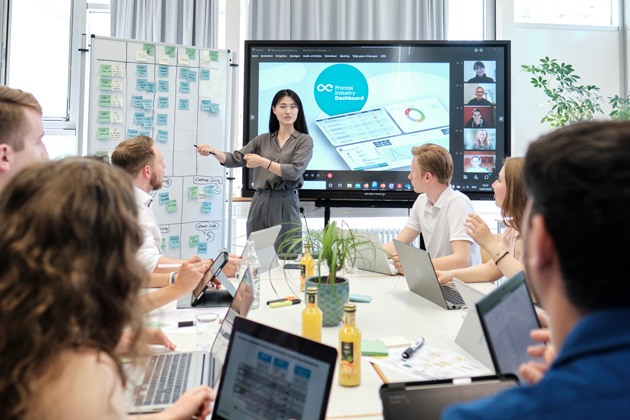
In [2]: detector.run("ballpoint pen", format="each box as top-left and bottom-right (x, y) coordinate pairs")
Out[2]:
(193, 145), (215, 155)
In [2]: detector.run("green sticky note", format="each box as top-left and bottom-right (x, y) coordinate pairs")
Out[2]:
(99, 95), (111, 107)
(98, 111), (110, 123)
(166, 200), (177, 212)
(100, 64), (112, 76)
(189, 235), (200, 247)
(165, 46), (176, 58)
(143, 44), (155, 56)
(188, 186), (199, 197)
(161, 238), (166, 250)
(361, 340), (388, 357)
(143, 321), (169, 329)
(97, 127), (110, 140)
(95, 151), (109, 162)
(186, 48), (196, 60)
(100, 79), (112, 90)
(209, 51), (219, 62)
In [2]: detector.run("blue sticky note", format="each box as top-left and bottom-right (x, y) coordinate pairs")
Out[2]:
(137, 79), (147, 91)
(146, 82), (157, 94)
(158, 97), (169, 108)
(137, 65), (147, 77)
(210, 103), (220, 113)
(139, 131), (150, 136)
(186, 70), (197, 82)
(201, 69), (210, 80)
(158, 65), (169, 77)
(157, 114), (167, 125)
(127, 129), (139, 139)
(158, 80), (169, 92)
(142, 99), (153, 109)
(143, 117), (153, 128)
(179, 99), (189, 110)
(169, 236), (180, 247)
(197, 242), (208, 254)
(204, 185), (215, 196)
(134, 113), (145, 124)
(157, 130), (168, 142)
(201, 100), (212, 111)
(159, 192), (170, 204)
(201, 202), (212, 213)
(180, 81), (190, 93)
(180, 68), (188, 79)
(132, 96), (143, 107)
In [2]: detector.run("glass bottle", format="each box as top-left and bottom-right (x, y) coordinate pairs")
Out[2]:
(302, 286), (323, 342)
(300, 244), (315, 292)
(339, 303), (361, 387)
(239, 240), (260, 309)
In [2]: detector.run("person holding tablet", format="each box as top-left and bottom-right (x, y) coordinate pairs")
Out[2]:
(197, 89), (313, 253)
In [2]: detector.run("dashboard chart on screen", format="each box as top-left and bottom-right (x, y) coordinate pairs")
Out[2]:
(243, 41), (510, 201)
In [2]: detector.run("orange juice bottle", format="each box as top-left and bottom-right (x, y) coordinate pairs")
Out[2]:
(300, 244), (315, 292)
(339, 303), (361, 387)
(302, 287), (323, 342)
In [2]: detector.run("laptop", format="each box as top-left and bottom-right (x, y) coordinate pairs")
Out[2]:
(176, 250), (235, 309)
(393, 240), (465, 310)
(246, 225), (282, 273)
(351, 230), (398, 275)
(211, 316), (338, 420)
(125, 268), (254, 414)
(452, 279), (494, 370)
(476, 271), (542, 382)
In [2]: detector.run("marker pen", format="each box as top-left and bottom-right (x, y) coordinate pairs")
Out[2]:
(402, 337), (425, 358)
(270, 299), (301, 308)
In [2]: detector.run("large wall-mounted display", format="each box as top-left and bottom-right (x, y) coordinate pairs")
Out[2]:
(243, 41), (511, 201)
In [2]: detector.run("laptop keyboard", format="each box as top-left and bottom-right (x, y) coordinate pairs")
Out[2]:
(441, 285), (465, 306)
(135, 353), (192, 406)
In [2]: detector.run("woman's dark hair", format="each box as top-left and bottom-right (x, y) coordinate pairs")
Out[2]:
(268, 89), (308, 135)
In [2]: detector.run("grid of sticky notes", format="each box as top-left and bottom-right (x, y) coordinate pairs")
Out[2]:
(97, 63), (125, 140)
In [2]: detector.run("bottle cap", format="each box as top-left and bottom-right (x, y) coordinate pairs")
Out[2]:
(306, 286), (318, 294)
(344, 303), (357, 312)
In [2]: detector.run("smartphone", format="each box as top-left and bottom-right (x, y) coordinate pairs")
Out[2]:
(191, 251), (229, 306)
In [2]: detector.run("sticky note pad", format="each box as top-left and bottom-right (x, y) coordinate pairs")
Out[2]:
(142, 99), (153, 109)
(169, 236), (180, 247)
(186, 70), (197, 82)
(158, 65), (169, 77)
(100, 65), (112, 76)
(143, 43), (154, 56)
(201, 100), (211, 111)
(136, 65), (147, 77)
(158, 54), (169, 65)
(136, 50), (147, 62)
(161, 238), (166, 250)
(143, 117), (153, 128)
(201, 69), (210, 80)
(158, 80), (169, 92)
(146, 82), (157, 94)
(210, 51), (219, 62)
(188, 186), (199, 197)
(210, 103), (220, 113)
(100, 79), (112, 90)
(200, 56), (211, 67)
(189, 235), (200, 247)
(112, 95), (123, 107)
(186, 48), (196, 60)
(349, 293), (372, 303)
(157, 130), (168, 142)
(112, 65), (124, 77)
(197, 242), (208, 253)
(110, 111), (122, 123)
(137, 79), (147, 91)
(134, 113), (145, 125)
(179, 99), (189, 110)
(97, 127), (110, 139)
(361, 340), (388, 357)
(157, 114), (167, 125)
(99, 95), (111, 107)
(377, 336), (411, 348)
(132, 96), (143, 107)
(180, 68), (188, 79)
(110, 128), (121, 138)
(165, 46), (176, 58)
(166, 200), (177, 212)
(159, 192), (170, 204)
(202, 202), (212, 213)
(98, 111), (110, 123)
(180, 81), (190, 93)
(158, 97), (169, 108)
(127, 129), (139, 139)
(204, 186), (215, 196)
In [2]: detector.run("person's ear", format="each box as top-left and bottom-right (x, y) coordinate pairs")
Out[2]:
(424, 172), (433, 182)
(141, 164), (151, 179)
(526, 214), (558, 278)
(0, 144), (11, 173)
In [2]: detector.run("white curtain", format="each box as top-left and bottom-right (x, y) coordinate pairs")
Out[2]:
(247, 0), (448, 41)
(111, 0), (219, 48)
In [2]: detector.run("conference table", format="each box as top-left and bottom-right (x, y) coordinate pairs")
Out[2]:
(147, 266), (497, 420)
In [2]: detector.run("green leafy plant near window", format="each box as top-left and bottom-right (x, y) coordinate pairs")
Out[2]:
(522, 57), (630, 127)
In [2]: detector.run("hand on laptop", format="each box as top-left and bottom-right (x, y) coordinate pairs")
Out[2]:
(436, 270), (454, 284)
(115, 328), (176, 355)
(518, 328), (555, 385)
(158, 385), (215, 420)
(391, 253), (404, 275)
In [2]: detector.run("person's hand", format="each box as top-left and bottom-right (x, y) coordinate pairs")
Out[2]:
(243, 153), (267, 169)
(221, 257), (240, 278)
(160, 385), (214, 420)
(197, 144), (214, 156)
(436, 270), (454, 284)
(464, 213), (496, 250)
(518, 328), (555, 385)
(391, 252), (404, 275)
(115, 328), (176, 354)
(173, 255), (207, 297)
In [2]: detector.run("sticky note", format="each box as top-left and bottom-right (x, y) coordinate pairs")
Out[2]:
(112, 65), (124, 77)
(169, 236), (180, 247)
(110, 127), (121, 139)
(100, 79), (112, 90)
(197, 242), (208, 253)
(158, 54), (169, 65)
(180, 81), (190, 93)
(166, 200), (177, 212)
(210, 51), (219, 62)
(139, 131), (150, 136)
(137, 79), (147, 91)
(201, 69), (210, 80)
(165, 46), (176, 58)
(200, 56), (211, 67)
(189, 235), (199, 247)
(158, 80), (169, 92)
(349, 293), (372, 303)
(378, 336), (411, 348)
(157, 114), (167, 125)
(142, 99), (153, 109)
(143, 44), (154, 56)
(146, 82), (157, 94)
(210, 103), (220, 113)
(112, 80), (123, 91)
(112, 95), (123, 107)
(204, 186), (215, 196)
(136, 50), (147, 62)
(186, 48), (196, 60)
(99, 95), (111, 107)
(157, 130), (168, 142)
(159, 192), (170, 204)
(186, 70), (197, 82)
(201, 100), (212, 111)
(143, 117), (153, 128)
(178, 54), (189, 65)
(110, 111), (122, 123)
(188, 186), (199, 197)
(97, 127), (110, 139)
(98, 111), (110, 123)
(100, 65), (112, 76)
(179, 99), (189, 110)
(136, 65), (147, 77)
(197, 193), (207, 202)
(134, 113), (145, 124)
(95, 151), (108, 160)
(158, 65), (169, 77)
(180, 68), (188, 79)
(361, 340), (388, 357)
(202, 202), (212, 213)
(127, 129), (139, 139)
(161, 238), (166, 250)
(158, 97), (169, 108)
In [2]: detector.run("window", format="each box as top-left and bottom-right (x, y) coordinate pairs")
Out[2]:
(448, 0), (485, 40)
(514, 0), (617, 26)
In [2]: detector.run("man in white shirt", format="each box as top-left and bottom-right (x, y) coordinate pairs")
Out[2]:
(384, 144), (481, 272)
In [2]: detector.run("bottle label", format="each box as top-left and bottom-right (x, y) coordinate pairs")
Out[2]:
(340, 341), (355, 374)
(308, 293), (316, 304)
(300, 264), (306, 282)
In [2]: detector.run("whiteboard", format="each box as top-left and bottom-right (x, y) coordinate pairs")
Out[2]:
(87, 35), (230, 260)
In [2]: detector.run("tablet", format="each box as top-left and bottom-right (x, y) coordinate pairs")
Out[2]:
(191, 251), (229, 307)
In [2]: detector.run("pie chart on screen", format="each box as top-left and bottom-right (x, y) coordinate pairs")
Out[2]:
(405, 107), (425, 122)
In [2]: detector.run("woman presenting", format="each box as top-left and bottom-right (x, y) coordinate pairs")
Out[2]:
(197, 89), (313, 253)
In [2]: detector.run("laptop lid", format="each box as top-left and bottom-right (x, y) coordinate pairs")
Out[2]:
(211, 317), (338, 420)
(246, 225), (282, 273)
(352, 230), (395, 275)
(476, 271), (541, 382)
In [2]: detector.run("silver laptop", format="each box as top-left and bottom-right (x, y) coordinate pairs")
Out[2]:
(351, 230), (397, 275)
(125, 268), (254, 414)
(453, 278), (494, 370)
(393, 240), (465, 310)
(246, 225), (282, 273)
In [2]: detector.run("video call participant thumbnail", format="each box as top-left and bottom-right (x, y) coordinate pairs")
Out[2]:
(464, 153), (495, 173)
(465, 108), (492, 128)
(467, 61), (495, 83)
(464, 129), (496, 151)
(467, 86), (493, 106)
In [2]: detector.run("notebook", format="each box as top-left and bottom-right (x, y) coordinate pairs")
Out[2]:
(393, 240), (465, 310)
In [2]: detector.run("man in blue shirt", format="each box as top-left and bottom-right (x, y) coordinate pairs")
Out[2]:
(443, 121), (630, 419)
